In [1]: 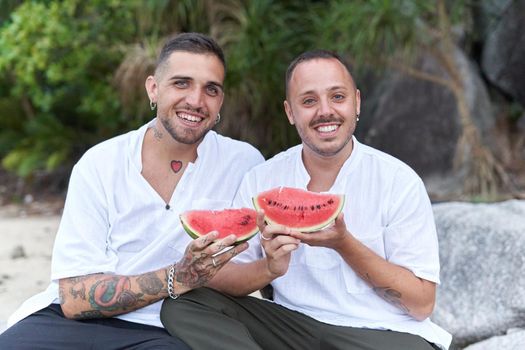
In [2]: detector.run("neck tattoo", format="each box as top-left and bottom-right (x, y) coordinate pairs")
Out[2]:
(171, 160), (183, 173)
(153, 126), (163, 140)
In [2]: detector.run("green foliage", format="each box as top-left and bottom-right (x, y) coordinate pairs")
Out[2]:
(313, 0), (435, 68)
(217, 0), (312, 156)
(0, 0), (139, 176)
(0, 0), (519, 200)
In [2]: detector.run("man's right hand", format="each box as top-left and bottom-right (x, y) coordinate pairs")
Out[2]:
(257, 211), (300, 278)
(171, 230), (248, 294)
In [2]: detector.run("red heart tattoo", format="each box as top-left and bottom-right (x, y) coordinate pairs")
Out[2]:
(170, 160), (183, 173)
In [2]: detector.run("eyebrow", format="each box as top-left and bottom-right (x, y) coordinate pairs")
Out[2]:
(297, 85), (348, 97)
(169, 75), (224, 92)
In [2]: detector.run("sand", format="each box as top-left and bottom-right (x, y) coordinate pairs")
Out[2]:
(0, 207), (60, 333)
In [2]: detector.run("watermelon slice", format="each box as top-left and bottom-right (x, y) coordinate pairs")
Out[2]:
(180, 208), (259, 244)
(253, 187), (344, 232)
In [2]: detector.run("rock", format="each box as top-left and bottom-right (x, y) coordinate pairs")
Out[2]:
(356, 47), (495, 200)
(463, 328), (525, 350)
(9, 245), (26, 259)
(432, 200), (525, 348)
(481, 0), (525, 106)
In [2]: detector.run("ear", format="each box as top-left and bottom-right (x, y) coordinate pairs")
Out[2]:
(145, 75), (158, 102)
(284, 100), (295, 125)
(355, 89), (361, 116)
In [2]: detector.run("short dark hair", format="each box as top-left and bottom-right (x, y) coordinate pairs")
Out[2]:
(156, 32), (226, 74)
(285, 50), (354, 96)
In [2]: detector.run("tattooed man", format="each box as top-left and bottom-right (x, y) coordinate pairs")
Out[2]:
(0, 33), (263, 349)
(161, 50), (452, 350)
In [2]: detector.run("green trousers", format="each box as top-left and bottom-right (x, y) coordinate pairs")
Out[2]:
(160, 288), (440, 350)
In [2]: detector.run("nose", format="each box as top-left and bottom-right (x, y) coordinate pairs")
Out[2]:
(185, 87), (204, 108)
(318, 97), (332, 116)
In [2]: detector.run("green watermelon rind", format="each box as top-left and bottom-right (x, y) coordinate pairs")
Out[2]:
(180, 213), (259, 245)
(252, 191), (345, 233)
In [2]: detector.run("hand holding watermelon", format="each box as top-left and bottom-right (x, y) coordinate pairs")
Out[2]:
(288, 212), (351, 250)
(170, 230), (249, 293)
(257, 210), (301, 278)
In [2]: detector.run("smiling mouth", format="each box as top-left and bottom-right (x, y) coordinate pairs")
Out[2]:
(316, 125), (338, 133)
(177, 112), (204, 124)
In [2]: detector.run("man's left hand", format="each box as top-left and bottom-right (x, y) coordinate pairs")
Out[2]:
(289, 213), (350, 250)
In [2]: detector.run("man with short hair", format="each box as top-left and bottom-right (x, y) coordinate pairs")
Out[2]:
(161, 50), (452, 350)
(0, 32), (263, 349)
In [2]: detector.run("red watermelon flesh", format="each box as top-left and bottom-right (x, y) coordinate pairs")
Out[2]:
(253, 187), (344, 232)
(180, 208), (259, 244)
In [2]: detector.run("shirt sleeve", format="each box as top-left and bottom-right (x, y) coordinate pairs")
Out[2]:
(50, 155), (118, 280)
(383, 170), (441, 284)
(232, 172), (264, 263)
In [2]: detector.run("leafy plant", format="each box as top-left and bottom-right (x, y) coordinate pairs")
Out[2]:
(0, 0), (138, 177)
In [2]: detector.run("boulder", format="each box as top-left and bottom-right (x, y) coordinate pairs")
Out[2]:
(463, 328), (525, 350)
(356, 47), (495, 200)
(432, 200), (525, 348)
(481, 0), (525, 106)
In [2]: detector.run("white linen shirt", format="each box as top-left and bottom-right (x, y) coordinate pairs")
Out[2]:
(233, 137), (452, 349)
(8, 119), (264, 328)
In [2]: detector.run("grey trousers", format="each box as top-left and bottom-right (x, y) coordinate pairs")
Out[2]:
(161, 287), (440, 350)
(0, 304), (189, 350)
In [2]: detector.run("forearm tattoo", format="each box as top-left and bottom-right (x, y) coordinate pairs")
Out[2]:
(137, 271), (164, 295)
(83, 276), (144, 316)
(62, 276), (89, 304)
(364, 273), (410, 313)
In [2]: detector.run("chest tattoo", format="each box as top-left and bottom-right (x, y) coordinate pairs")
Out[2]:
(171, 160), (183, 173)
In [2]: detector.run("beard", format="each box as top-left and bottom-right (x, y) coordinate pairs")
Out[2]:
(296, 116), (355, 157)
(159, 112), (214, 145)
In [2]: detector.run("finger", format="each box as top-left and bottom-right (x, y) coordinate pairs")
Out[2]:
(212, 234), (238, 253)
(269, 243), (299, 259)
(334, 213), (347, 232)
(256, 210), (267, 232)
(262, 235), (300, 256)
(192, 231), (219, 250)
(211, 242), (248, 267)
(288, 230), (310, 240)
(263, 223), (292, 237)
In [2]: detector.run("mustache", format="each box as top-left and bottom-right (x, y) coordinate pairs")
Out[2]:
(181, 104), (209, 117)
(309, 116), (344, 128)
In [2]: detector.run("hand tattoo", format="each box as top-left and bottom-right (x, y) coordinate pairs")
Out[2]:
(174, 250), (214, 289)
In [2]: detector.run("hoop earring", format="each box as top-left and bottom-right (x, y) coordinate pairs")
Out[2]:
(215, 113), (221, 124)
(150, 101), (157, 110)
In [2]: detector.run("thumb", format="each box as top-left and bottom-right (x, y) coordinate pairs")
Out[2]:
(334, 212), (346, 229)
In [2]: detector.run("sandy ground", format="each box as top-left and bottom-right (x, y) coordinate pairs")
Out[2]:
(0, 205), (61, 333)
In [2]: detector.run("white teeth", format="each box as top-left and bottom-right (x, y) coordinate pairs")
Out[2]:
(317, 125), (337, 133)
(178, 113), (203, 122)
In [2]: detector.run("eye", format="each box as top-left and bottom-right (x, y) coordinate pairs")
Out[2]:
(205, 84), (220, 97)
(173, 80), (189, 88)
(302, 97), (316, 106)
(332, 93), (345, 101)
